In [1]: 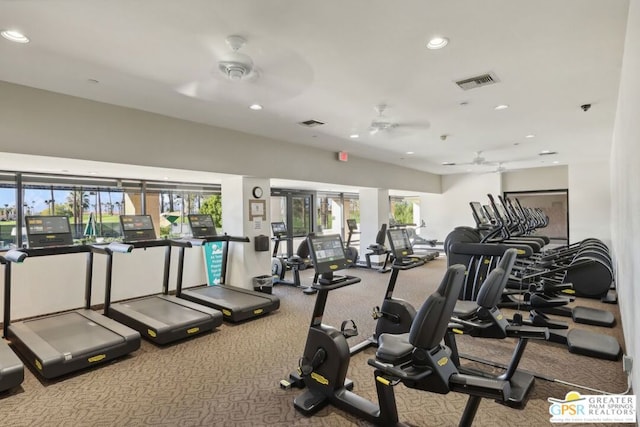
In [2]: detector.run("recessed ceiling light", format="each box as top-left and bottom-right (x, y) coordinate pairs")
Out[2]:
(1, 30), (30, 43)
(163, 176), (169, 180)
(552, 161), (559, 164)
(349, 134), (359, 139)
(494, 104), (509, 110)
(406, 151), (414, 155)
(89, 171), (97, 175)
(442, 161), (456, 166)
(525, 134), (535, 139)
(249, 104), (263, 110)
(539, 150), (557, 156)
(427, 36), (449, 50)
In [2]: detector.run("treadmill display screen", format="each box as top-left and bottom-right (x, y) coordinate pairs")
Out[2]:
(25, 216), (74, 247)
(346, 219), (358, 231)
(188, 214), (217, 237)
(120, 215), (157, 241)
(271, 221), (287, 236)
(387, 228), (413, 259)
(307, 234), (348, 274)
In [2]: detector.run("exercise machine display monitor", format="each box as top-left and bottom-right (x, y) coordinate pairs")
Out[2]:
(271, 221), (287, 237)
(25, 215), (74, 247)
(307, 234), (350, 283)
(120, 215), (156, 241)
(387, 228), (414, 260)
(188, 214), (217, 237)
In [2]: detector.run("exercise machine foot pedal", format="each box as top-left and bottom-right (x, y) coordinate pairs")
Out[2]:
(340, 320), (359, 338)
(572, 306), (615, 327)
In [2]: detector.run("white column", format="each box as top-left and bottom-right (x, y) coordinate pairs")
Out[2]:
(358, 188), (389, 262)
(221, 176), (271, 289)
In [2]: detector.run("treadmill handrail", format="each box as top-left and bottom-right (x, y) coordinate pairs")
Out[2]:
(196, 234), (250, 243)
(122, 239), (170, 249)
(90, 242), (134, 255)
(1, 250), (28, 264)
(11, 244), (90, 258)
(173, 238), (205, 247)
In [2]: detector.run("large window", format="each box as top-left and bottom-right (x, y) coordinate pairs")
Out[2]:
(0, 172), (221, 248)
(156, 188), (221, 237)
(389, 196), (418, 226)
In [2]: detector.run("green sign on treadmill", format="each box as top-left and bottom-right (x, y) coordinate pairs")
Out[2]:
(203, 241), (224, 285)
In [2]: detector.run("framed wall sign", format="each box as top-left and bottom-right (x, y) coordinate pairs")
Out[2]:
(249, 199), (266, 220)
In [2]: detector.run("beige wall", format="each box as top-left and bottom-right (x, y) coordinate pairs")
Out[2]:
(0, 81), (441, 194)
(610, 0), (639, 406)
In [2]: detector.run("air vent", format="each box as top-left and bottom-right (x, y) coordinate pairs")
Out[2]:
(455, 73), (500, 90)
(299, 119), (325, 127)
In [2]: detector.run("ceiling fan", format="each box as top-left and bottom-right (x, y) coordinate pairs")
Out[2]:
(368, 104), (430, 136)
(369, 104), (399, 135)
(176, 35), (313, 103)
(217, 35), (255, 82)
(443, 151), (496, 166)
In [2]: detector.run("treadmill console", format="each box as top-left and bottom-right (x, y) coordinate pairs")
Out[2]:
(188, 214), (217, 238)
(120, 215), (157, 241)
(25, 216), (74, 248)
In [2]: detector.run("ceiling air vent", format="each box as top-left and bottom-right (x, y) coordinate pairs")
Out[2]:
(299, 119), (325, 127)
(455, 73), (500, 90)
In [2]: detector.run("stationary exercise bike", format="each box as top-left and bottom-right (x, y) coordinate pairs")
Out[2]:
(270, 221), (309, 288)
(350, 222), (392, 273)
(349, 227), (425, 354)
(285, 233), (513, 426)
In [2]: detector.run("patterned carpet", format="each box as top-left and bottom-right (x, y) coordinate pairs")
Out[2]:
(0, 258), (630, 426)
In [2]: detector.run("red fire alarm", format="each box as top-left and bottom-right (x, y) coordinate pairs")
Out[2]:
(338, 151), (349, 162)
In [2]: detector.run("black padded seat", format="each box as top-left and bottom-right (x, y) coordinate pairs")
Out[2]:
(375, 333), (413, 364)
(572, 306), (615, 327)
(376, 264), (466, 364)
(453, 300), (480, 318)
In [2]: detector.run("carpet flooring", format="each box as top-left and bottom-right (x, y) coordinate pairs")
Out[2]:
(0, 257), (631, 426)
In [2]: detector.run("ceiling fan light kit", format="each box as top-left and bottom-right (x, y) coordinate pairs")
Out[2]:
(218, 35), (254, 81)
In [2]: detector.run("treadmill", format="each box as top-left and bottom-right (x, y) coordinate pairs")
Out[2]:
(97, 215), (223, 345)
(175, 214), (279, 322)
(2, 216), (141, 379)
(0, 252), (24, 392)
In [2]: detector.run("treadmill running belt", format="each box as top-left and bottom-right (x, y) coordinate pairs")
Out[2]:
(25, 312), (124, 356)
(118, 298), (209, 324)
(188, 286), (268, 310)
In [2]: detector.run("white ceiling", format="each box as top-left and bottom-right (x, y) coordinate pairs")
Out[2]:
(0, 0), (630, 180)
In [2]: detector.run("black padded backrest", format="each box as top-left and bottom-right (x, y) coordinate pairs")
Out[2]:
(296, 238), (310, 259)
(498, 247), (517, 275)
(409, 264), (466, 349)
(475, 268), (506, 309)
(375, 224), (387, 245)
(475, 248), (517, 308)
